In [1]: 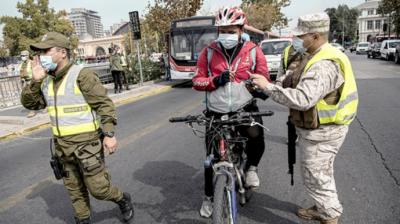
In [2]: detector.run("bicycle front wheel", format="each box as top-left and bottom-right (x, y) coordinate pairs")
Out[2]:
(213, 174), (232, 224)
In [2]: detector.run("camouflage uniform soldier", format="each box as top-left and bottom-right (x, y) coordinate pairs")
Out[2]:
(18, 50), (36, 118)
(251, 13), (358, 224)
(20, 32), (134, 224)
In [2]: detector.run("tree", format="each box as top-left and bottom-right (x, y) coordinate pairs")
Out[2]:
(325, 5), (359, 45)
(241, 0), (291, 31)
(377, 0), (400, 37)
(144, 0), (204, 50)
(0, 0), (78, 56)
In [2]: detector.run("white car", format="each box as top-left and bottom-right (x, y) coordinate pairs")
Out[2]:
(330, 43), (345, 52)
(260, 38), (292, 81)
(380, 39), (400, 61)
(356, 42), (370, 54)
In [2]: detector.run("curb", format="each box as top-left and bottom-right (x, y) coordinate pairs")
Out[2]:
(0, 82), (181, 142)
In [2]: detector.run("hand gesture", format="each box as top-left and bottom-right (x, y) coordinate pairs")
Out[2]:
(250, 74), (270, 90)
(31, 56), (47, 81)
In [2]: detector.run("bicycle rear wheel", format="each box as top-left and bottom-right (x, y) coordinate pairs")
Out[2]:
(213, 174), (231, 224)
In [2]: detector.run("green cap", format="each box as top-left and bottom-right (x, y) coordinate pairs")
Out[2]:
(30, 32), (71, 51)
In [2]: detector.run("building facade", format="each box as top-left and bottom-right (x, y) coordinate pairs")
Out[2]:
(69, 8), (104, 39)
(356, 0), (395, 42)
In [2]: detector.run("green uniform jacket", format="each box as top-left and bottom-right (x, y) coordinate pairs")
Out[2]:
(20, 62), (116, 155)
(109, 54), (123, 71)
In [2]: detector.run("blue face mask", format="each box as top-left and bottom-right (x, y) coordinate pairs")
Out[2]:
(40, 55), (57, 72)
(292, 37), (306, 54)
(217, 33), (239, 49)
(241, 33), (250, 42)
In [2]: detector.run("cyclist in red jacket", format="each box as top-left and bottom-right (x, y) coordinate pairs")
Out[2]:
(192, 6), (270, 218)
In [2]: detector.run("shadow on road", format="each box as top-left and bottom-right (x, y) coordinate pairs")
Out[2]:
(133, 160), (206, 224)
(26, 179), (123, 223)
(240, 191), (300, 224)
(133, 160), (299, 224)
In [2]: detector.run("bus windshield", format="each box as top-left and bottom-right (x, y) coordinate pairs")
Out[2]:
(171, 29), (217, 61)
(261, 41), (291, 55)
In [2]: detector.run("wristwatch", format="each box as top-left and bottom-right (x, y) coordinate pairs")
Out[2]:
(103, 131), (115, 138)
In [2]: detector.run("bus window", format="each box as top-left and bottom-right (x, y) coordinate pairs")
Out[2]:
(171, 32), (192, 60)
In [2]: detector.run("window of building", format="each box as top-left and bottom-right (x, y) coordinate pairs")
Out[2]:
(368, 9), (374, 15)
(367, 20), (373, 30)
(375, 20), (381, 30)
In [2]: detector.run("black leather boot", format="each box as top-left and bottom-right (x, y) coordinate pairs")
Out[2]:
(75, 217), (91, 224)
(116, 192), (134, 222)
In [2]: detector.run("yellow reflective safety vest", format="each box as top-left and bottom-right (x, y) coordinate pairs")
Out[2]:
(304, 43), (358, 125)
(41, 65), (100, 136)
(18, 60), (32, 80)
(283, 45), (291, 70)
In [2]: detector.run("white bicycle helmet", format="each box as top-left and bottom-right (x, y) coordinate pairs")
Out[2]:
(215, 7), (247, 27)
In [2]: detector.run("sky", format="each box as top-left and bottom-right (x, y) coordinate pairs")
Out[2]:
(0, 0), (365, 39)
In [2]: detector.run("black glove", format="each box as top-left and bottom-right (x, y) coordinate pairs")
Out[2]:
(213, 70), (230, 87)
(251, 89), (269, 100)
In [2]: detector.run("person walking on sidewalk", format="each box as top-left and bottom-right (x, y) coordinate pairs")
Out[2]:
(18, 50), (36, 118)
(20, 32), (134, 224)
(251, 13), (358, 224)
(109, 46), (124, 93)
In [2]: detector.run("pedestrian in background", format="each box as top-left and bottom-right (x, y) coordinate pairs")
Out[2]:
(20, 32), (134, 224)
(251, 13), (358, 224)
(161, 47), (171, 81)
(109, 46), (124, 93)
(18, 50), (36, 118)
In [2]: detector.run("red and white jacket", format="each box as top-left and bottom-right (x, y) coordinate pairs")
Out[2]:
(192, 41), (270, 113)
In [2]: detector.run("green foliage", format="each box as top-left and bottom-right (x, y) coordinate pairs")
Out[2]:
(377, 0), (400, 37)
(241, 0), (290, 31)
(127, 55), (163, 83)
(325, 5), (359, 44)
(0, 0), (77, 56)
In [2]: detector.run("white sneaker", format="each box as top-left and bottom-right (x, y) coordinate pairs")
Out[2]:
(199, 196), (213, 218)
(246, 166), (260, 188)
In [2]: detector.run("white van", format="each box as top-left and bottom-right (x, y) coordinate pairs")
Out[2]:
(380, 39), (400, 61)
(259, 38), (292, 80)
(356, 42), (370, 54)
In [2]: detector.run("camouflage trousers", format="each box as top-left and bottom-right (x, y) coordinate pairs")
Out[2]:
(55, 138), (123, 219)
(297, 125), (349, 219)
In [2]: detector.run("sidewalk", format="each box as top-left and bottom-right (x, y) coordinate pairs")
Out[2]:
(0, 80), (185, 141)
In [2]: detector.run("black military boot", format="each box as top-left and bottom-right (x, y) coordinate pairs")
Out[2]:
(74, 217), (91, 224)
(116, 192), (134, 222)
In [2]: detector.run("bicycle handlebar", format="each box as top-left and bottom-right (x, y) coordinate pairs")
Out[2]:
(169, 115), (198, 123)
(169, 111), (274, 123)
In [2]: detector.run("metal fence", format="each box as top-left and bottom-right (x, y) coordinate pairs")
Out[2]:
(0, 63), (113, 109)
(0, 75), (22, 109)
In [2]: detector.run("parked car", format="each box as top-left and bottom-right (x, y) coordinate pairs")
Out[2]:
(380, 39), (400, 61)
(395, 44), (400, 64)
(260, 38), (292, 81)
(356, 42), (370, 54)
(331, 43), (345, 52)
(367, 42), (382, 59)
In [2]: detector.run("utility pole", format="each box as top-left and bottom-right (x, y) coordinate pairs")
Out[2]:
(342, 15), (345, 46)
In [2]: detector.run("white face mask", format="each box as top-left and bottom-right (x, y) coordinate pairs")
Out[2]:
(21, 56), (28, 61)
(217, 33), (239, 49)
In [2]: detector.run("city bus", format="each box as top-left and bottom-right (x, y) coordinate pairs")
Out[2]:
(168, 16), (265, 80)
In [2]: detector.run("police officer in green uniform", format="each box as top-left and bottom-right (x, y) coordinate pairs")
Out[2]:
(20, 32), (134, 224)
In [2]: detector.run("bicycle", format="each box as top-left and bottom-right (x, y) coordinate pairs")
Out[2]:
(169, 107), (273, 224)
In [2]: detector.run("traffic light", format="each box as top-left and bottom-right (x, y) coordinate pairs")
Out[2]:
(129, 11), (141, 40)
